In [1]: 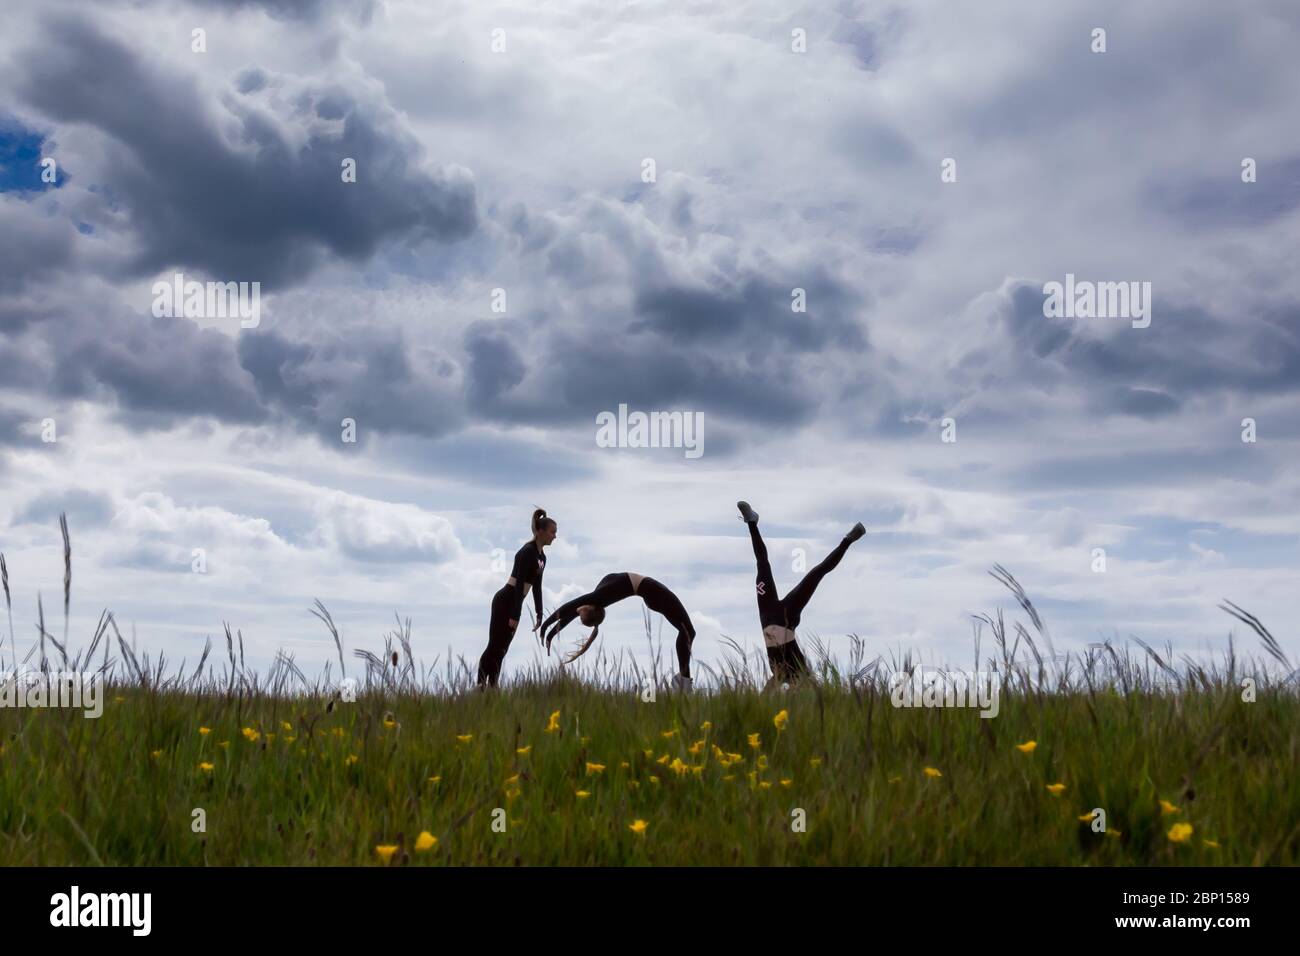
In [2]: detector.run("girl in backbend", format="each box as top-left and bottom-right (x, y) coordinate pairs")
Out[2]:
(540, 572), (697, 689)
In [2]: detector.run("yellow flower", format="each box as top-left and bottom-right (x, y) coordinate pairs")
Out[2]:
(575, 790), (591, 799)
(1167, 822), (1194, 843)
(756, 755), (769, 770)
(712, 744), (726, 759)
(700, 720), (712, 731)
(345, 754), (359, 765)
(282, 721), (293, 731)
(545, 710), (561, 733)
(456, 734), (473, 744)
(628, 819), (648, 835)
(198, 726), (211, 736)
(150, 749), (163, 759)
(1203, 839), (1220, 849)
(748, 733), (761, 749)
(1159, 799), (1181, 815)
(690, 764), (704, 776)
(285, 735), (296, 744)
(1045, 783), (1066, 796)
(722, 774), (736, 781)
(1077, 812), (1095, 822)
(923, 767), (942, 778)
(415, 831), (437, 852)
(780, 778), (793, 788)
(1106, 829), (1122, 839)
(809, 757), (823, 768)
(668, 757), (688, 776)
(504, 786), (522, 801)
(773, 709), (789, 732)
(688, 739), (705, 755)
(198, 761), (214, 772)
(383, 718), (398, 730)
(1016, 740), (1037, 753)
(242, 727), (260, 742)
(661, 728), (678, 739)
(428, 775), (442, 784)
(504, 773), (520, 786)
(332, 727), (346, 737)
(517, 745), (532, 755)
(727, 752), (744, 765)
(656, 753), (670, 765)
(620, 761), (630, 769)
(586, 762), (606, 775)
(759, 781), (772, 790)
(374, 844), (399, 864)
(648, 775), (661, 786)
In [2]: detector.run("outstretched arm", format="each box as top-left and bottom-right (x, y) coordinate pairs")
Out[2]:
(542, 593), (588, 650)
(532, 560), (545, 627)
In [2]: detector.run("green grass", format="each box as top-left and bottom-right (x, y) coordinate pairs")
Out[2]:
(2, 672), (1297, 865)
(1, 532), (1295, 865)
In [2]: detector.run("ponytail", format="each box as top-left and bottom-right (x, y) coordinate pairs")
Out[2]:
(563, 625), (600, 664)
(532, 507), (555, 535)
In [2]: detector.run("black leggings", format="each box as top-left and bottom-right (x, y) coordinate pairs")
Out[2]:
(638, 577), (696, 676)
(749, 522), (851, 678)
(477, 586), (520, 687)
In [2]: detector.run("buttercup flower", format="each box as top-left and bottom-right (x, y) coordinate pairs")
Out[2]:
(1168, 823), (1194, 843)
(415, 832), (437, 851)
(628, 819), (648, 835)
(1016, 741), (1037, 754)
(375, 844), (399, 864)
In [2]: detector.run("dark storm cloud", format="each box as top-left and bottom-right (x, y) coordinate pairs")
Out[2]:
(49, 311), (268, 427)
(188, 0), (374, 21)
(630, 271), (867, 352)
(1146, 156), (1300, 230)
(0, 200), (78, 294)
(381, 431), (598, 489)
(464, 321), (528, 412)
(461, 319), (821, 433)
(995, 281), (1300, 407)
(11, 488), (115, 528)
(236, 329), (465, 439)
(14, 15), (477, 289)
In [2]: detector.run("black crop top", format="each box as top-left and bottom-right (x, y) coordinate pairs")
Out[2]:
(505, 540), (546, 621)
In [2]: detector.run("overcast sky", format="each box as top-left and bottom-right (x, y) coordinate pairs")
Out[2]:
(2, 0), (1298, 683)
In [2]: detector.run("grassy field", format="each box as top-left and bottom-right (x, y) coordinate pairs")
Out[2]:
(2, 666), (1298, 865)
(1, 530), (1296, 866)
